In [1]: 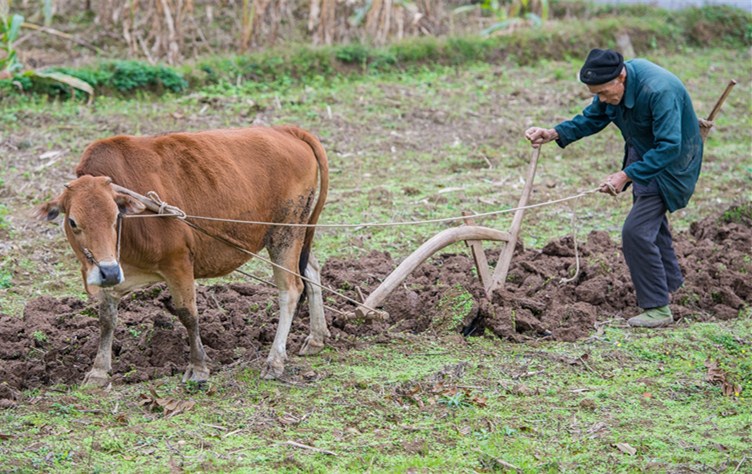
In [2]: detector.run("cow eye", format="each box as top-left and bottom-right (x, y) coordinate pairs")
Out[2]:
(68, 217), (79, 230)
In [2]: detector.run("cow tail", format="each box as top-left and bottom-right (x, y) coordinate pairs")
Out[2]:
(280, 127), (330, 279)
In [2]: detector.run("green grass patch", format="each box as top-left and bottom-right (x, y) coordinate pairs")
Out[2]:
(1, 319), (748, 472)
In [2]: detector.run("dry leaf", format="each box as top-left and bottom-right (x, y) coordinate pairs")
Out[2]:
(705, 359), (726, 383)
(705, 358), (742, 397)
(138, 387), (196, 417)
(302, 370), (318, 380)
(615, 442), (637, 456)
(471, 395), (488, 408)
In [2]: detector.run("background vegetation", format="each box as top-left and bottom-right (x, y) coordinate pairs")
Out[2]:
(1, 0), (749, 98)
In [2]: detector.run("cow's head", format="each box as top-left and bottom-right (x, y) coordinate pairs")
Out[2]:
(36, 175), (146, 293)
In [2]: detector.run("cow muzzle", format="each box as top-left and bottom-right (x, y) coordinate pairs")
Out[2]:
(86, 259), (124, 288)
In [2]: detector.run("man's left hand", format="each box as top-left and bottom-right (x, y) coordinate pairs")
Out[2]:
(599, 171), (631, 196)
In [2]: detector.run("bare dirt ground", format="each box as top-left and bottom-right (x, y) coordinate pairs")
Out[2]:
(0, 202), (749, 405)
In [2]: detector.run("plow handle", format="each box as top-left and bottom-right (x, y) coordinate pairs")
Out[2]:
(706, 80), (736, 122)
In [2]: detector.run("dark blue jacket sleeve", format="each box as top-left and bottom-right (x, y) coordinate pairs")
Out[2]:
(554, 99), (612, 148)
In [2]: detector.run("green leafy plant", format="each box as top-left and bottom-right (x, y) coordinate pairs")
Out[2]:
(720, 201), (752, 225)
(49, 402), (78, 416)
(0, 203), (9, 231)
(439, 391), (470, 408)
(0, 269), (11, 289)
(0, 4), (24, 74)
(110, 61), (188, 93)
(335, 43), (370, 65)
(0, 1), (94, 100)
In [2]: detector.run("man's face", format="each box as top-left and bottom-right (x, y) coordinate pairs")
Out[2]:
(587, 73), (626, 105)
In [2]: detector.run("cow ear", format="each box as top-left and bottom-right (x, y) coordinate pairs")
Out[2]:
(35, 199), (62, 221)
(114, 193), (146, 215)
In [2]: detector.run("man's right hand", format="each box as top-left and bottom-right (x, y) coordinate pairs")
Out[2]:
(524, 127), (558, 148)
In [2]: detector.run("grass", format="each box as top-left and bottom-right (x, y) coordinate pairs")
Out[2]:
(0, 43), (750, 472)
(1, 317), (749, 472)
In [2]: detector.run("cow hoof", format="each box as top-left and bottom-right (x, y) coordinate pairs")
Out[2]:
(260, 360), (285, 380)
(299, 336), (326, 356)
(181, 366), (210, 384)
(83, 370), (111, 389)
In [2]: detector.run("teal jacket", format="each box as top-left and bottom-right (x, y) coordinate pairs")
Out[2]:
(554, 59), (703, 212)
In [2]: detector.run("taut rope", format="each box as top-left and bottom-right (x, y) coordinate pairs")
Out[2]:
(111, 180), (601, 310)
(124, 187), (602, 228)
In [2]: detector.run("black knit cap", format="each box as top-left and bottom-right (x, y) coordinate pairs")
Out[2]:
(579, 49), (624, 85)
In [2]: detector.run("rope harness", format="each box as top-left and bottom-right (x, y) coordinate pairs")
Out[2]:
(114, 185), (598, 310)
(127, 187), (601, 229)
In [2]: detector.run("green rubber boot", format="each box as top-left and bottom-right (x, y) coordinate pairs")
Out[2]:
(627, 305), (673, 328)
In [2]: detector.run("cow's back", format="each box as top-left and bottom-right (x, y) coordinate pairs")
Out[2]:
(76, 126), (323, 278)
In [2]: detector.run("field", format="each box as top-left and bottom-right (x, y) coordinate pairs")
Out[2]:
(0, 18), (751, 474)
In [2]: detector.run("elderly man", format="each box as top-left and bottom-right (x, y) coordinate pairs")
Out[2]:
(525, 48), (703, 328)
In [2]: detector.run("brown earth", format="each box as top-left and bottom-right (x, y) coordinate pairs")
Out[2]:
(0, 203), (749, 406)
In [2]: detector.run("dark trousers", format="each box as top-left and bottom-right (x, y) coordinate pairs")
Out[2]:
(621, 179), (684, 310)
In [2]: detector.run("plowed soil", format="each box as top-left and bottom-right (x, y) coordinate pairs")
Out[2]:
(0, 204), (749, 405)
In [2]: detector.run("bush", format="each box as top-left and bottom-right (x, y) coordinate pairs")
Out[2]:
(1, 6), (749, 101)
(109, 61), (188, 93)
(2, 60), (188, 99)
(673, 6), (752, 47)
(335, 43), (370, 65)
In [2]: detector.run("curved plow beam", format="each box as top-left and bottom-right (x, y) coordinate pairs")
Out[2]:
(354, 225), (511, 319)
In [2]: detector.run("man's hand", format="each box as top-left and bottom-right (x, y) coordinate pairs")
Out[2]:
(599, 171), (631, 196)
(524, 127), (558, 148)
(699, 118), (714, 141)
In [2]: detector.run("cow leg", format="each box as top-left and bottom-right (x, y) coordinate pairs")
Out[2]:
(261, 249), (305, 380)
(83, 290), (119, 388)
(166, 277), (210, 384)
(299, 254), (330, 356)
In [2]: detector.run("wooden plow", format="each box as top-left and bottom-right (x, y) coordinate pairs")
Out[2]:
(354, 146), (542, 319)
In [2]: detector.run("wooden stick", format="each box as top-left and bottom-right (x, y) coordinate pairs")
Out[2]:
(733, 456), (747, 474)
(706, 80), (736, 122)
(463, 212), (492, 297)
(472, 448), (521, 472)
(488, 147), (541, 292)
(283, 440), (337, 456)
(20, 22), (102, 53)
(701, 80), (736, 142)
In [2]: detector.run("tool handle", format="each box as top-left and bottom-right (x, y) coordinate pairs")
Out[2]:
(706, 80), (737, 122)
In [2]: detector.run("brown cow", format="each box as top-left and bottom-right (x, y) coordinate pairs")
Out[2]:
(36, 126), (330, 386)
